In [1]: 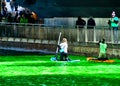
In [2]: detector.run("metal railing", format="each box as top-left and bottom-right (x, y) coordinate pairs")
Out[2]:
(0, 22), (120, 45)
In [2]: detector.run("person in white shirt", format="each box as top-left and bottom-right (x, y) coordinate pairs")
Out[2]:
(58, 38), (68, 61)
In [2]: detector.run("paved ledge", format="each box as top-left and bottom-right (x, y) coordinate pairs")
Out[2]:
(0, 41), (120, 57)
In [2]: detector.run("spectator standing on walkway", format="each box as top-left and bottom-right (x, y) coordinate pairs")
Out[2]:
(87, 16), (96, 29)
(75, 16), (86, 42)
(87, 16), (96, 41)
(10, 0), (15, 12)
(110, 11), (119, 43)
(20, 14), (28, 23)
(13, 11), (19, 23)
(76, 16), (86, 28)
(6, 13), (13, 22)
(1, 0), (7, 16)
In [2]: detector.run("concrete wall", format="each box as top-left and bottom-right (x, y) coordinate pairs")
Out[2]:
(70, 45), (120, 58)
(0, 41), (120, 58)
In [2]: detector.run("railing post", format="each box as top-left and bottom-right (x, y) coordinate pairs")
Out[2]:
(93, 26), (96, 42)
(111, 27), (114, 43)
(13, 24), (16, 38)
(77, 26), (80, 42)
(85, 25), (88, 43)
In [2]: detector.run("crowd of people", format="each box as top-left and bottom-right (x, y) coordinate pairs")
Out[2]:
(75, 11), (119, 43)
(75, 15), (96, 42)
(0, 0), (38, 23)
(0, 11), (38, 23)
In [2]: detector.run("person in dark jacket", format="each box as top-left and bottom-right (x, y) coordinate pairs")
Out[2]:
(87, 16), (96, 29)
(76, 16), (86, 28)
(75, 16), (86, 42)
(87, 16), (96, 41)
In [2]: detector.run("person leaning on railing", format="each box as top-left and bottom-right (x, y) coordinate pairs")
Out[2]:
(75, 16), (86, 28)
(87, 16), (96, 29)
(87, 16), (96, 41)
(109, 11), (119, 43)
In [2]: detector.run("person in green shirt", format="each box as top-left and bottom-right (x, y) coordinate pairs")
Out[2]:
(98, 39), (107, 59)
(110, 11), (119, 43)
(20, 14), (28, 23)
